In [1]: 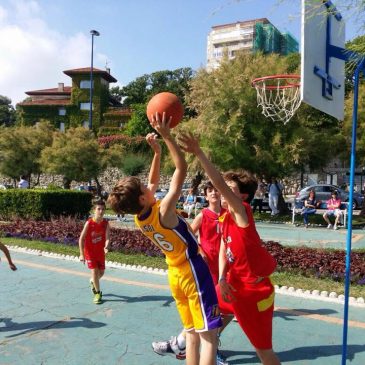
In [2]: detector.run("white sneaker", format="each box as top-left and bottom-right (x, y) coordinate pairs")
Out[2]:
(334, 225), (338, 230)
(327, 224), (333, 229)
(152, 336), (186, 360)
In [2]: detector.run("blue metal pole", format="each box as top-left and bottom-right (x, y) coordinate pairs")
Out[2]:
(89, 34), (94, 130)
(341, 57), (365, 365)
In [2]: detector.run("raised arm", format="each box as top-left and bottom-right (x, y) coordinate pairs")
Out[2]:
(146, 132), (161, 196)
(179, 133), (248, 227)
(150, 112), (187, 227)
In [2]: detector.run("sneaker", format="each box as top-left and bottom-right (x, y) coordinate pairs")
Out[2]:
(334, 225), (338, 230)
(93, 291), (102, 304)
(90, 279), (97, 294)
(217, 350), (230, 365)
(327, 224), (333, 229)
(152, 336), (186, 360)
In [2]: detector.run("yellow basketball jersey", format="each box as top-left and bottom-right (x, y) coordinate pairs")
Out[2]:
(135, 201), (199, 267)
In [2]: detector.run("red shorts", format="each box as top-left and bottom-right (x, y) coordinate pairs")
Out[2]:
(86, 258), (105, 270)
(216, 277), (274, 349)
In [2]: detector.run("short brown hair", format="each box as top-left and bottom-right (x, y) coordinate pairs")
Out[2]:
(203, 181), (215, 196)
(93, 199), (106, 207)
(107, 176), (144, 215)
(222, 170), (258, 203)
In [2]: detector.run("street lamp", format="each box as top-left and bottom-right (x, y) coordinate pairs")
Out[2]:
(89, 29), (100, 130)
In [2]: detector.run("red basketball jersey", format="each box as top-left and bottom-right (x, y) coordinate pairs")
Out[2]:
(199, 208), (225, 284)
(219, 202), (276, 283)
(84, 218), (108, 260)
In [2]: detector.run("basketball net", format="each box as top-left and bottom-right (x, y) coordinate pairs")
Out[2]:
(252, 75), (301, 124)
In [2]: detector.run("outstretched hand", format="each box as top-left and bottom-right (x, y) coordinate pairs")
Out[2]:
(149, 112), (172, 139)
(146, 132), (161, 154)
(219, 280), (237, 303)
(178, 132), (201, 155)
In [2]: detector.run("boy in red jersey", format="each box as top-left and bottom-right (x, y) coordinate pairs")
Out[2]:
(79, 199), (110, 304)
(0, 242), (17, 271)
(179, 133), (280, 365)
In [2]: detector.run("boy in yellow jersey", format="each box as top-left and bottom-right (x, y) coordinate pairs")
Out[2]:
(108, 113), (221, 365)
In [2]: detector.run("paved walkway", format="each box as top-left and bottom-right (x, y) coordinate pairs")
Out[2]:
(111, 215), (365, 250)
(1, 251), (365, 365)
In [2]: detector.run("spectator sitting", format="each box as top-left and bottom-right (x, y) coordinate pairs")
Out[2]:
(301, 190), (321, 228)
(323, 190), (343, 230)
(183, 188), (197, 219)
(18, 175), (29, 189)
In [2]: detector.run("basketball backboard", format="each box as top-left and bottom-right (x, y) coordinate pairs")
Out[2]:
(301, 0), (345, 120)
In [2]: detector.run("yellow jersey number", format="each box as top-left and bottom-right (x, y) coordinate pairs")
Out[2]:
(153, 233), (174, 252)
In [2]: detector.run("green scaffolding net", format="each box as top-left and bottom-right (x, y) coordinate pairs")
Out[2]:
(253, 23), (298, 55)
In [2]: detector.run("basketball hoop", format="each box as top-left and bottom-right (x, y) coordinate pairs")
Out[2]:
(252, 74), (301, 124)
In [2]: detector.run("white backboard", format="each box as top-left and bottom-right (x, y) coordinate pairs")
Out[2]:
(301, 0), (345, 120)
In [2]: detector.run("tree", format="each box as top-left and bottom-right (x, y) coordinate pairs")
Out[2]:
(120, 68), (194, 106)
(0, 95), (15, 127)
(116, 68), (196, 137)
(0, 121), (54, 185)
(183, 52), (344, 177)
(123, 103), (154, 137)
(40, 127), (125, 193)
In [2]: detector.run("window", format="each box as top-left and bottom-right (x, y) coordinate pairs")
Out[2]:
(58, 107), (66, 116)
(80, 102), (92, 110)
(80, 80), (93, 89)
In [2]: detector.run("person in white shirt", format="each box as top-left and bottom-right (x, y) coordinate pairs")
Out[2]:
(268, 177), (282, 215)
(18, 175), (29, 189)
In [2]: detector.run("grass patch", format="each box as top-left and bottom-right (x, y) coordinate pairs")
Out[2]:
(4, 237), (364, 298)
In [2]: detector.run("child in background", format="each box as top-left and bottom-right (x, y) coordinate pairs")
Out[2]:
(179, 132), (280, 365)
(0, 242), (17, 270)
(79, 199), (110, 304)
(108, 115), (221, 365)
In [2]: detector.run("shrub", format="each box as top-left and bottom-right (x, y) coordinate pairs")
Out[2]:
(0, 189), (92, 220)
(122, 154), (147, 175)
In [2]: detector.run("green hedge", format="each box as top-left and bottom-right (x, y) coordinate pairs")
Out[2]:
(0, 189), (92, 220)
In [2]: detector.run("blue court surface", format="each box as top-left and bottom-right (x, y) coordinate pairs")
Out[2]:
(1, 250), (365, 365)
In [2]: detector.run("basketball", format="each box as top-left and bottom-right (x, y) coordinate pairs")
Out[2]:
(146, 92), (184, 128)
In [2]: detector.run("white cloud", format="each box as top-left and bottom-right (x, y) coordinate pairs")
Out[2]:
(0, 0), (107, 106)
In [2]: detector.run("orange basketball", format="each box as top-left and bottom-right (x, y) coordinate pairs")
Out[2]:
(146, 92), (184, 128)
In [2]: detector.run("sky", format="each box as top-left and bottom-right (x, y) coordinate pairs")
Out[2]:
(0, 0), (362, 106)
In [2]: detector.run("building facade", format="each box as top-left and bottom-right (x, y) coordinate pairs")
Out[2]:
(17, 67), (131, 133)
(206, 18), (299, 71)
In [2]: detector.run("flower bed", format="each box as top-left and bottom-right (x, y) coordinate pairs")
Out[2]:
(1, 219), (365, 283)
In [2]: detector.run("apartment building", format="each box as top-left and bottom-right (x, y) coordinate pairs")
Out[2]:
(207, 18), (299, 71)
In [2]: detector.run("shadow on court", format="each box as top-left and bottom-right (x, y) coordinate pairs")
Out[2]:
(1, 250), (365, 365)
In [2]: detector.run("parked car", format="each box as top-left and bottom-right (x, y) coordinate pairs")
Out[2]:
(295, 184), (364, 209)
(0, 184), (14, 190)
(154, 189), (168, 201)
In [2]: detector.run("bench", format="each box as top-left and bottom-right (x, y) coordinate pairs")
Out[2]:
(291, 201), (348, 227)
